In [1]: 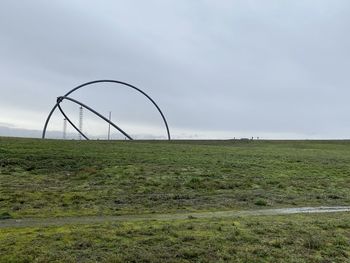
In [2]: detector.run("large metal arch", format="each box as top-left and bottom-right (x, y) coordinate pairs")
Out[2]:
(57, 96), (133, 140)
(57, 98), (89, 140)
(42, 80), (171, 140)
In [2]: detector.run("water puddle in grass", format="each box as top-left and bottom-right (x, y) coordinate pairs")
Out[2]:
(235, 206), (350, 216)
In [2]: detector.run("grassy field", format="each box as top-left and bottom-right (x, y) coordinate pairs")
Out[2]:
(1, 213), (350, 262)
(0, 137), (350, 262)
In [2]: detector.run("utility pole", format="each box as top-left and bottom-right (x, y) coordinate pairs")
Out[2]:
(108, 111), (112, 140)
(63, 118), (67, 140)
(79, 106), (83, 140)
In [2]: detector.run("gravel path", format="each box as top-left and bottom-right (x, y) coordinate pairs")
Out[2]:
(1, 206), (350, 229)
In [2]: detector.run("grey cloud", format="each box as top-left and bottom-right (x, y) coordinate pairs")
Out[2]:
(0, 0), (349, 139)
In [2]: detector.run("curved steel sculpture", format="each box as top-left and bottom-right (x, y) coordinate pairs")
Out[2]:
(56, 96), (133, 140)
(42, 80), (171, 140)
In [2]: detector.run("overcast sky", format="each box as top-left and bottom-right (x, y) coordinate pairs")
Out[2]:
(0, 0), (349, 139)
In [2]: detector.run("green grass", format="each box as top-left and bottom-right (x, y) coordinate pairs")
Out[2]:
(1, 137), (350, 262)
(1, 213), (349, 262)
(1, 137), (350, 218)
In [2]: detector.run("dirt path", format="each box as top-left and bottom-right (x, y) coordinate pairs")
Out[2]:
(1, 206), (350, 229)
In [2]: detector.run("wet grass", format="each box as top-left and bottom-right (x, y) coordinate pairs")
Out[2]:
(1, 137), (350, 218)
(1, 213), (349, 262)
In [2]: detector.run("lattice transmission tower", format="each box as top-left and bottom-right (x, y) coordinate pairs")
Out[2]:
(79, 106), (83, 140)
(108, 111), (112, 140)
(63, 118), (67, 139)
